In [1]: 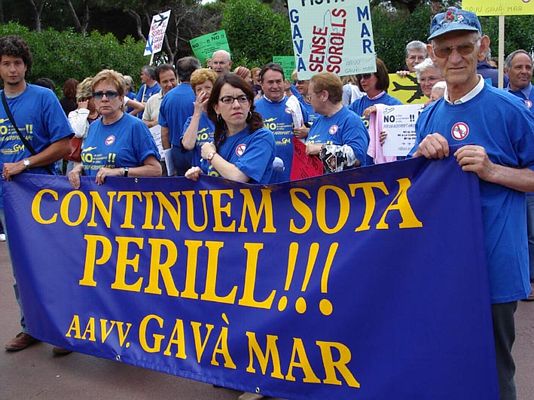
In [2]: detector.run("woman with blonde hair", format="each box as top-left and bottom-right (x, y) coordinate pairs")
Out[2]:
(181, 68), (218, 167)
(68, 69), (161, 188)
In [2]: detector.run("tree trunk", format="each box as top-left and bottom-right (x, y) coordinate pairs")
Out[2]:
(126, 9), (146, 41)
(28, 0), (45, 32)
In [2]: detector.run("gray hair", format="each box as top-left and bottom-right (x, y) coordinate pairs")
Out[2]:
(175, 56), (201, 82)
(414, 58), (437, 81)
(504, 49), (532, 71)
(405, 40), (427, 56)
(212, 49), (232, 61)
(432, 81), (447, 91)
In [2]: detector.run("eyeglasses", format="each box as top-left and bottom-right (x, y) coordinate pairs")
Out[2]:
(92, 91), (119, 100)
(357, 73), (373, 80)
(219, 95), (249, 105)
(433, 41), (478, 58)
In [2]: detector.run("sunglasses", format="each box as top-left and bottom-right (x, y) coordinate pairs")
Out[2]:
(433, 42), (477, 58)
(294, 80), (306, 85)
(357, 73), (373, 80)
(219, 95), (249, 105)
(92, 90), (119, 100)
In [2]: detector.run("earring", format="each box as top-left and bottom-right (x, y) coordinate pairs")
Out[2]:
(246, 111), (252, 121)
(217, 114), (222, 122)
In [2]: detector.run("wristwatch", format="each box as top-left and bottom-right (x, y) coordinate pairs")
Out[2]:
(23, 158), (31, 169)
(207, 152), (216, 162)
(123, 167), (129, 177)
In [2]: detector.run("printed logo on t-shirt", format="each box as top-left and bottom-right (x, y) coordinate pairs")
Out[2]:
(451, 122), (469, 141)
(236, 144), (247, 156)
(105, 135), (116, 146)
(329, 125), (339, 135)
(525, 100), (532, 109)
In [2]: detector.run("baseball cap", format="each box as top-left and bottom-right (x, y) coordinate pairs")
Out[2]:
(428, 7), (482, 41)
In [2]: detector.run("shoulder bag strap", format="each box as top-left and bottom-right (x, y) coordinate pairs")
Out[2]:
(1, 90), (54, 174)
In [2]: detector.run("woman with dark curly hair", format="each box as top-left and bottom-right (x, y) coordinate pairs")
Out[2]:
(185, 73), (275, 184)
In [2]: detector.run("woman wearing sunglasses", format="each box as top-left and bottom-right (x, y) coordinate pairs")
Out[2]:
(185, 73), (275, 184)
(349, 58), (402, 120)
(68, 69), (161, 188)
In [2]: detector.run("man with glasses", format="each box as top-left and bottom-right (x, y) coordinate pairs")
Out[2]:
(0, 35), (72, 353)
(411, 8), (534, 400)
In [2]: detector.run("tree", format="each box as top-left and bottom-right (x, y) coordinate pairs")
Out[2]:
(64, 0), (91, 34)
(221, 0), (292, 67)
(28, 0), (47, 32)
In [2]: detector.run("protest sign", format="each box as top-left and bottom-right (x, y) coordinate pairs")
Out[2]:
(144, 11), (172, 56)
(190, 30), (231, 66)
(287, 0), (376, 79)
(273, 56), (296, 81)
(388, 73), (428, 104)
(5, 159), (498, 400)
(382, 104), (424, 157)
(462, 0), (534, 16)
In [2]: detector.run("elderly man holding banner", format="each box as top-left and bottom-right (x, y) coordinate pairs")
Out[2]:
(411, 7), (534, 400)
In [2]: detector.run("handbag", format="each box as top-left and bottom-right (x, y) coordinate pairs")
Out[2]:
(1, 91), (54, 174)
(67, 137), (83, 162)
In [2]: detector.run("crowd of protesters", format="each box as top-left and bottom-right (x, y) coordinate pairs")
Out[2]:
(1, 5), (534, 400)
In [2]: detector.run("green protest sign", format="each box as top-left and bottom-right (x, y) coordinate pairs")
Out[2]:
(273, 56), (296, 80)
(190, 30), (231, 66)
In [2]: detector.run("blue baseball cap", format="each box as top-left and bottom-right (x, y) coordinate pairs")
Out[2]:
(428, 7), (482, 41)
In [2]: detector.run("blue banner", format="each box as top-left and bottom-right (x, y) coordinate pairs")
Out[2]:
(4, 156), (498, 399)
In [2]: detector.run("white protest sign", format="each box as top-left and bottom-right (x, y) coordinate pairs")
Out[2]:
(287, 0), (376, 79)
(382, 104), (424, 157)
(144, 10), (172, 56)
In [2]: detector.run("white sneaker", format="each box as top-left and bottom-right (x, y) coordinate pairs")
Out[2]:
(238, 393), (264, 400)
(0, 233), (5, 242)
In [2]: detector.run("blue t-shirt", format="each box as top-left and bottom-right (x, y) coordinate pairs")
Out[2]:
(0, 84), (73, 208)
(306, 106), (369, 168)
(413, 83), (534, 303)
(290, 85), (320, 125)
(299, 101), (320, 126)
(136, 82), (161, 103)
(81, 113), (159, 176)
(255, 96), (307, 183)
(507, 83), (534, 113)
(204, 127), (275, 184)
(349, 92), (403, 129)
(181, 112), (215, 167)
(159, 83), (195, 146)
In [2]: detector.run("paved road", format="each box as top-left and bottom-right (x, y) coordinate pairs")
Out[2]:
(1, 241), (534, 399)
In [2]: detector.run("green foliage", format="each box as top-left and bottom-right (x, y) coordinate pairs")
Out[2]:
(480, 15), (534, 60)
(371, 5), (432, 72)
(0, 22), (146, 87)
(221, 0), (292, 68)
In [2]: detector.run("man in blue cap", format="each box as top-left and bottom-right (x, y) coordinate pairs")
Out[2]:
(411, 7), (534, 400)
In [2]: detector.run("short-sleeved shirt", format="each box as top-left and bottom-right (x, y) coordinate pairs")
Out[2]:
(136, 82), (161, 103)
(507, 83), (534, 113)
(181, 112), (215, 167)
(203, 127), (275, 184)
(81, 113), (159, 176)
(413, 82), (534, 303)
(306, 106), (369, 167)
(0, 84), (73, 208)
(158, 83), (195, 146)
(349, 92), (403, 129)
(255, 96), (307, 183)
